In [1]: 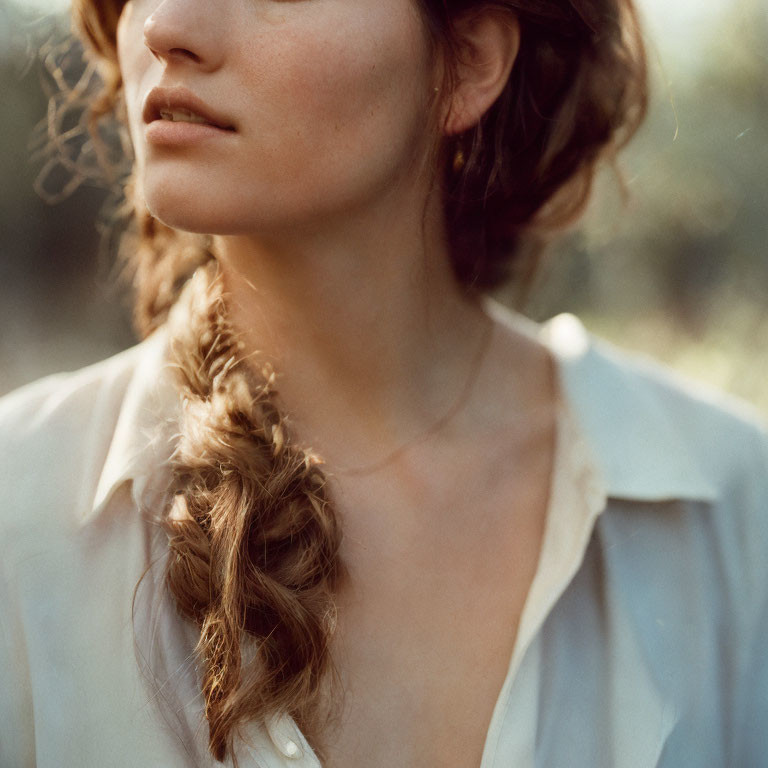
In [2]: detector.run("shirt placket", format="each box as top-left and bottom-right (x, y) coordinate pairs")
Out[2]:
(480, 403), (607, 768)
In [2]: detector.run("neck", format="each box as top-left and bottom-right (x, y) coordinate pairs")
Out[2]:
(214, 185), (489, 465)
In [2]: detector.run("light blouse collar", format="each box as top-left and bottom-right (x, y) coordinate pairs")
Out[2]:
(89, 326), (180, 523)
(87, 308), (718, 524)
(541, 312), (718, 503)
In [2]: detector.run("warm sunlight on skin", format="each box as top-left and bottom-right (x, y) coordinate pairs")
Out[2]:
(113, 11), (550, 764)
(117, 0), (437, 237)
(114, 0), (522, 468)
(4, 1), (766, 767)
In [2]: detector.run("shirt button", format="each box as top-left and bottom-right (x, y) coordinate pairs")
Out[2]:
(283, 739), (301, 759)
(266, 713), (305, 760)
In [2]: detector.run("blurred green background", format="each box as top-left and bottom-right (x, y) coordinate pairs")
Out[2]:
(1, 0), (767, 411)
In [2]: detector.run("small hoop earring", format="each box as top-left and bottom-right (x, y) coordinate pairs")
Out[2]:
(452, 147), (466, 173)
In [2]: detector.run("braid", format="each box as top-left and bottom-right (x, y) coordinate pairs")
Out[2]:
(164, 261), (344, 762)
(69, 0), (649, 758)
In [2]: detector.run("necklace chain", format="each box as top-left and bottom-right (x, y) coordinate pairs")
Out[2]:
(331, 316), (495, 477)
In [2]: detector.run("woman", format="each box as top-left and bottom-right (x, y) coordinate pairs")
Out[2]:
(1, 0), (766, 766)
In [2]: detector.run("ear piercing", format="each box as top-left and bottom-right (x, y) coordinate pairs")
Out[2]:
(453, 147), (466, 173)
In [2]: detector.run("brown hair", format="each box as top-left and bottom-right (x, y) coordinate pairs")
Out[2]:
(419, 0), (648, 288)
(71, 0), (647, 761)
(163, 263), (344, 760)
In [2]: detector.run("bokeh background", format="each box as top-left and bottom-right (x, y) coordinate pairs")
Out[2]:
(1, 0), (767, 410)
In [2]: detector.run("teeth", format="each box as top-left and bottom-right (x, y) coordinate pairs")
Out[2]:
(159, 108), (210, 125)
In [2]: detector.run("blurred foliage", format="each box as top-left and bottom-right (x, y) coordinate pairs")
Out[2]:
(0, 0), (766, 412)
(0, 1), (134, 396)
(511, 0), (768, 413)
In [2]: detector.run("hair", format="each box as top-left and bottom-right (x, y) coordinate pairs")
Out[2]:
(70, 0), (647, 762)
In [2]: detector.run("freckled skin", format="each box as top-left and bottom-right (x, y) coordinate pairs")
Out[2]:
(116, 6), (555, 767)
(117, 0), (437, 237)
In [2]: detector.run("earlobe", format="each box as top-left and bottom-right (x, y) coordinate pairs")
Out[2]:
(443, 11), (521, 137)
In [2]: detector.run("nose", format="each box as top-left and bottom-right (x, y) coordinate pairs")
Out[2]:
(143, 0), (225, 72)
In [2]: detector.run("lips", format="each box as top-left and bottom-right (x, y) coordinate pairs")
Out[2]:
(142, 86), (236, 131)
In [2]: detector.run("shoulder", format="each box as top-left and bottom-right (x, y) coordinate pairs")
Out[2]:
(0, 331), (169, 535)
(543, 312), (768, 495)
(0, 342), (146, 441)
(486, 304), (768, 504)
(544, 313), (768, 620)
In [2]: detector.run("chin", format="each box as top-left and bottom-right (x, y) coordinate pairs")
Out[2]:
(138, 159), (383, 237)
(142, 177), (245, 235)
(147, 201), (226, 235)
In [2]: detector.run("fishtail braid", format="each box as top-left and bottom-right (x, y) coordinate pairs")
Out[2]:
(163, 261), (344, 762)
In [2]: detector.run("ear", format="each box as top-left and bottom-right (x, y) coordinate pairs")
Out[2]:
(442, 10), (521, 136)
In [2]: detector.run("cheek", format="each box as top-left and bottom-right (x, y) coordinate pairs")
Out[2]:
(234, 10), (431, 185)
(116, 5), (155, 166)
(116, 1), (436, 233)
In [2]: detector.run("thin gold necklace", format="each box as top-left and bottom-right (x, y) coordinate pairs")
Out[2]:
(331, 315), (494, 477)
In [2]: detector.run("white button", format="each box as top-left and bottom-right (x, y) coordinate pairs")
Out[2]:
(266, 713), (305, 760)
(283, 740), (301, 758)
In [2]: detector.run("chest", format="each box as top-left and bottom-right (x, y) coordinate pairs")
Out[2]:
(318, 454), (552, 768)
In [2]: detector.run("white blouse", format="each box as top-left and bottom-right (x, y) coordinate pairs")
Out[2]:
(1, 306), (767, 767)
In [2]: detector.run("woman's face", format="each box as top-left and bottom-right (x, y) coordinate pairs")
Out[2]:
(116, 0), (440, 236)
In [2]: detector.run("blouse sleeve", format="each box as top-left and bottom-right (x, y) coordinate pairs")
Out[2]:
(730, 421), (768, 766)
(0, 379), (61, 767)
(0, 559), (36, 767)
